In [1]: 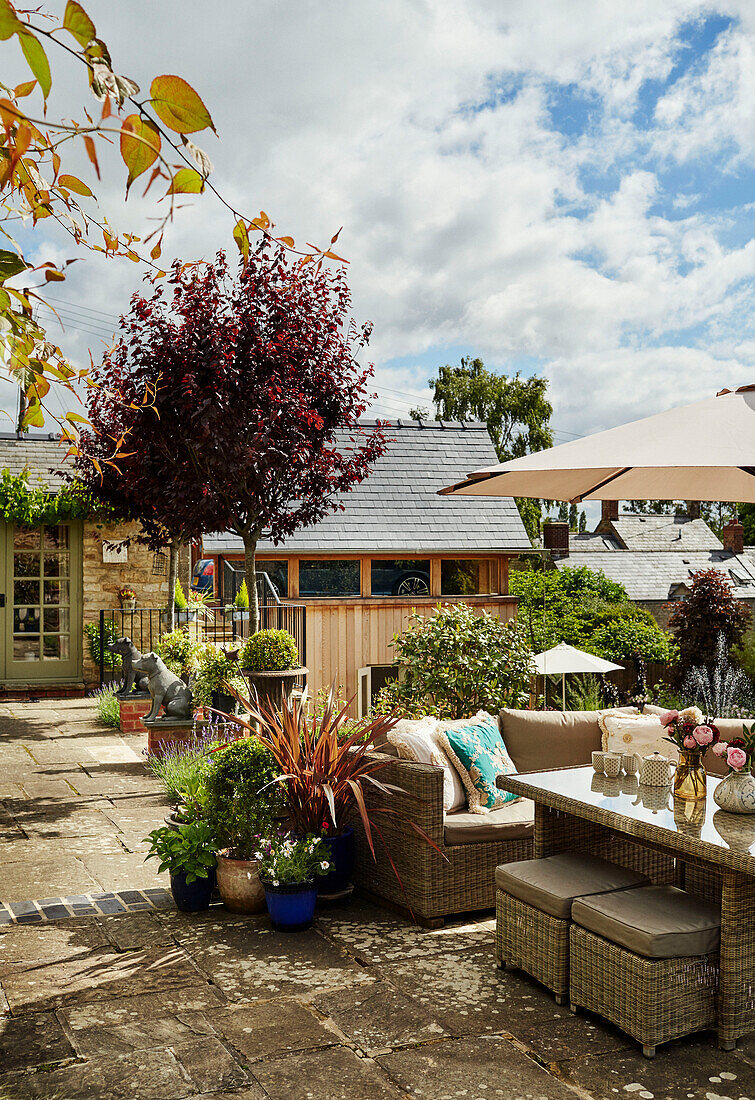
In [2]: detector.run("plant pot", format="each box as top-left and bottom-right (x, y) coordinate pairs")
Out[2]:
(120, 598), (136, 612)
(713, 770), (755, 814)
(263, 880), (318, 932)
(318, 826), (355, 895)
(170, 869), (213, 912)
(160, 609), (199, 631)
(242, 667), (307, 710)
(673, 748), (707, 803)
(211, 690), (238, 716)
(215, 852), (266, 914)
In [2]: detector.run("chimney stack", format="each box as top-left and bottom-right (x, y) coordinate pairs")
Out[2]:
(686, 501), (701, 519)
(597, 499), (619, 533)
(543, 520), (569, 557)
(722, 520), (744, 556)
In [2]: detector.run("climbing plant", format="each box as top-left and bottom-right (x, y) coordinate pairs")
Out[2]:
(0, 468), (112, 526)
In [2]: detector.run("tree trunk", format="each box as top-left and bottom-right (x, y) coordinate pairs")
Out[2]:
(167, 542), (179, 633)
(243, 532), (259, 635)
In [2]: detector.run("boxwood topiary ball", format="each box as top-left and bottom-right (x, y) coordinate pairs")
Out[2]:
(242, 629), (298, 672)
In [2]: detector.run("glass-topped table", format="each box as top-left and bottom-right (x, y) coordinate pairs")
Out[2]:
(497, 766), (755, 1049)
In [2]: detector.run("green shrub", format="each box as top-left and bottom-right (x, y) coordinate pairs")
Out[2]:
(192, 646), (246, 708)
(144, 820), (217, 883)
(234, 580), (249, 609)
(203, 737), (283, 858)
(375, 603), (535, 719)
(92, 684), (120, 727)
(155, 629), (202, 679)
(241, 629), (298, 672)
(174, 578), (188, 611)
(564, 674), (606, 712)
(84, 619), (119, 669)
(144, 734), (212, 814)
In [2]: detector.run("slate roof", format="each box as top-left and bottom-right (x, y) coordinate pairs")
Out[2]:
(556, 549), (755, 602)
(204, 421), (532, 556)
(0, 433), (68, 490)
(611, 515), (722, 552)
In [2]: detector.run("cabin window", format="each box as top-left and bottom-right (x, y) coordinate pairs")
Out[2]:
(299, 560), (360, 597)
(258, 560), (288, 599)
(371, 559), (431, 597)
(441, 559), (480, 595)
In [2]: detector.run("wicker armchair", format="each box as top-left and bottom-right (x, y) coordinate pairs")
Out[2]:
(351, 752), (533, 926)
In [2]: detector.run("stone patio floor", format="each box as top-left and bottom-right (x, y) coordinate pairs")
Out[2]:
(1, 700), (755, 1100)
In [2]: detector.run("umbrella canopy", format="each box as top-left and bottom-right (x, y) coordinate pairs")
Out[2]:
(533, 643), (623, 709)
(439, 386), (755, 503)
(533, 643), (623, 676)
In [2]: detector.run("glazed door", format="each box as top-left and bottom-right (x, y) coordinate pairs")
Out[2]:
(2, 521), (82, 683)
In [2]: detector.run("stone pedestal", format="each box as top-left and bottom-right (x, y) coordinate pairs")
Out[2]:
(118, 693), (152, 735)
(142, 717), (197, 758)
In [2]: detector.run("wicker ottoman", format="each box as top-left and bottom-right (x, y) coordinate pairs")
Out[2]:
(570, 885), (720, 1057)
(495, 853), (648, 1004)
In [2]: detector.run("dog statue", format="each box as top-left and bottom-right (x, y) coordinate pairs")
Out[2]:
(110, 637), (150, 697)
(131, 652), (193, 722)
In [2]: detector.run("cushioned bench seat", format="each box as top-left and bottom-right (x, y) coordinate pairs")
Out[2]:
(444, 799), (534, 845)
(572, 884), (721, 958)
(495, 853), (648, 920)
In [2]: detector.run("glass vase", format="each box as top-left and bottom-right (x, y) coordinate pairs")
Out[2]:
(673, 748), (707, 803)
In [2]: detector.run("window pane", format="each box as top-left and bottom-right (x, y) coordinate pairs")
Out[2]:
(441, 560), (480, 595)
(14, 579), (40, 605)
(44, 634), (69, 659)
(14, 607), (40, 632)
(371, 559), (431, 597)
(14, 636), (40, 660)
(14, 527), (40, 550)
(43, 525), (69, 549)
(44, 608), (69, 633)
(299, 560), (360, 597)
(14, 553), (40, 578)
(44, 580), (69, 605)
(44, 553), (70, 577)
(258, 561), (288, 598)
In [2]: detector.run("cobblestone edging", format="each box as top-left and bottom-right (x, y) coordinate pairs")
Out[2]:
(0, 887), (174, 924)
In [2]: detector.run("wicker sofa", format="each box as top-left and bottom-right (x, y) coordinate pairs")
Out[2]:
(353, 707), (733, 926)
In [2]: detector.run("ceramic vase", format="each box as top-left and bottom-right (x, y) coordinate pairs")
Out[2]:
(713, 770), (755, 815)
(673, 748), (707, 803)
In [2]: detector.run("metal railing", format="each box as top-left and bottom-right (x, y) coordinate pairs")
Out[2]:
(95, 602), (307, 689)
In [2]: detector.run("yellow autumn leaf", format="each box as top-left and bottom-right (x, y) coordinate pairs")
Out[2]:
(166, 167), (204, 194)
(119, 114), (160, 194)
(62, 1), (96, 47)
(150, 74), (215, 134)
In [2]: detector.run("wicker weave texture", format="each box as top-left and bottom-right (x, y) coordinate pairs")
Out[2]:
(570, 924), (718, 1051)
(719, 872), (755, 1043)
(352, 754), (533, 920)
(535, 806), (676, 884)
(495, 889), (569, 996)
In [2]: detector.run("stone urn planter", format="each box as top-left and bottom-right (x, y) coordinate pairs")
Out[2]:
(215, 852), (266, 914)
(713, 770), (755, 814)
(242, 667), (307, 710)
(120, 597), (136, 612)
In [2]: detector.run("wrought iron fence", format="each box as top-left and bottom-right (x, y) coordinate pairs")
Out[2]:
(94, 602), (307, 689)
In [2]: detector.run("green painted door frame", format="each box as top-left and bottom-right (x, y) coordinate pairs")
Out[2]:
(1, 520), (83, 684)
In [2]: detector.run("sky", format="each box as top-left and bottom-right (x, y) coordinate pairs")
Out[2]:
(3, 0), (754, 451)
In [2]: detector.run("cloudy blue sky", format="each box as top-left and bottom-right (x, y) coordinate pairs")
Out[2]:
(5, 0), (754, 446)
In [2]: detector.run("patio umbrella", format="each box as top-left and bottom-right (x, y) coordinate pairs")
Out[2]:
(439, 386), (755, 503)
(534, 642), (624, 709)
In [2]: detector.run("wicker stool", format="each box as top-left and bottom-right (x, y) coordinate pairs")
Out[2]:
(569, 885), (720, 1057)
(495, 853), (648, 1004)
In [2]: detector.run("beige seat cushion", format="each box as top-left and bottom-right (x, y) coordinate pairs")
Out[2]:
(572, 884), (720, 958)
(494, 853), (649, 920)
(444, 799), (534, 845)
(498, 710), (606, 773)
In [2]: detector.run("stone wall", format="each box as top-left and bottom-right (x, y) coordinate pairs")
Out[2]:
(82, 521), (190, 688)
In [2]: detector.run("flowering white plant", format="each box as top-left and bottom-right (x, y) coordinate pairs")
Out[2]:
(255, 833), (331, 885)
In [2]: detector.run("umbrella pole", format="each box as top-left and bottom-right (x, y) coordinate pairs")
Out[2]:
(562, 673), (566, 710)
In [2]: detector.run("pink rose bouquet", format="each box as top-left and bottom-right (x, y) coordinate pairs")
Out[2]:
(714, 723), (755, 774)
(661, 706), (720, 754)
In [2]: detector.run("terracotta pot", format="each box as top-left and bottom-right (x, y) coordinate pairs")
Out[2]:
(242, 667), (307, 710)
(215, 852), (266, 914)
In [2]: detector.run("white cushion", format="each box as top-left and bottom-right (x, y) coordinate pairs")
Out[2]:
(599, 711), (676, 763)
(387, 718), (465, 812)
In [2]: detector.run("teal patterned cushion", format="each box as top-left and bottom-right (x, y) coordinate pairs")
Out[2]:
(437, 712), (518, 815)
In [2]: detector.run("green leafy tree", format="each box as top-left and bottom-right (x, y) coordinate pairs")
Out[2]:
(375, 603), (536, 719)
(428, 358), (552, 541)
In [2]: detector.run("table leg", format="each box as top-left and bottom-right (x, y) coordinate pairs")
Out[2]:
(718, 871), (755, 1049)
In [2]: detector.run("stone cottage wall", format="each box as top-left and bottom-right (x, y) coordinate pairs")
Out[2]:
(81, 521), (190, 687)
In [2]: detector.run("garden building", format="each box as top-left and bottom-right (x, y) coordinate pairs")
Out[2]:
(197, 420), (531, 709)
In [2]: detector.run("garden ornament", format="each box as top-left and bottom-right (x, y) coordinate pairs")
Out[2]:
(131, 652), (193, 721)
(110, 636), (150, 697)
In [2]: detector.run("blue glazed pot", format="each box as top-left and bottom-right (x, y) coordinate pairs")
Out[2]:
(318, 826), (355, 895)
(170, 870), (213, 912)
(263, 881), (318, 931)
